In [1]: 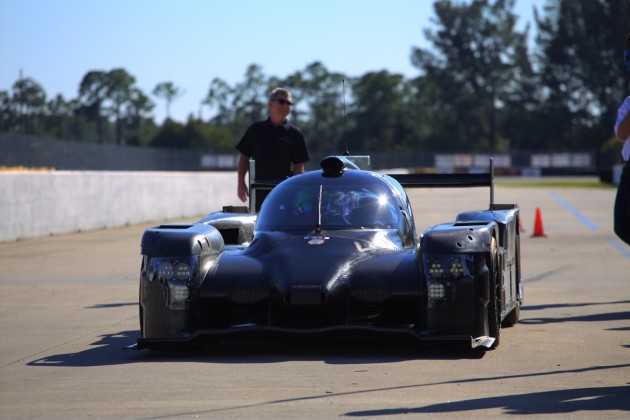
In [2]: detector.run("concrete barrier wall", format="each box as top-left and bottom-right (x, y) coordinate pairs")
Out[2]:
(0, 171), (239, 242)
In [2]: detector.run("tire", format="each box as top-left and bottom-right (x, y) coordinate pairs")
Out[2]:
(502, 303), (520, 327)
(474, 238), (501, 349)
(478, 237), (501, 349)
(139, 284), (145, 338)
(139, 304), (144, 337)
(502, 237), (521, 328)
(503, 233), (523, 327)
(487, 252), (501, 349)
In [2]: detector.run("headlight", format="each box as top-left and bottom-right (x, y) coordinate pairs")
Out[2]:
(424, 255), (469, 280)
(428, 283), (446, 299)
(449, 260), (464, 275)
(424, 254), (472, 301)
(428, 261), (445, 277)
(144, 256), (199, 310)
(157, 261), (174, 281)
(148, 257), (197, 283)
(174, 262), (192, 281)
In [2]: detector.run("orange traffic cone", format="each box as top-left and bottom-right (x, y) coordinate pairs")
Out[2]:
(532, 207), (546, 237)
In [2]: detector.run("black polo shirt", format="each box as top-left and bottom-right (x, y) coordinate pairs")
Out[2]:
(236, 118), (310, 178)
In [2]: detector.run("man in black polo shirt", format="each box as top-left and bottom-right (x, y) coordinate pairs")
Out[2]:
(236, 87), (310, 208)
(613, 33), (630, 246)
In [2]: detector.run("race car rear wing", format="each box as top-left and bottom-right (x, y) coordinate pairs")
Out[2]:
(387, 158), (496, 207)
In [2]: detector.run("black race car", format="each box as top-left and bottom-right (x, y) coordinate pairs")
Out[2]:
(137, 156), (522, 351)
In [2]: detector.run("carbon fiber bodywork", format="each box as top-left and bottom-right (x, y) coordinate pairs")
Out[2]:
(138, 157), (522, 350)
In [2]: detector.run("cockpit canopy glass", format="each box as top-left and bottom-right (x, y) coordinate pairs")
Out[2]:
(256, 178), (403, 232)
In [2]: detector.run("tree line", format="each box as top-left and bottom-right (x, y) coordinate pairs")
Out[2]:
(1, 0), (629, 158)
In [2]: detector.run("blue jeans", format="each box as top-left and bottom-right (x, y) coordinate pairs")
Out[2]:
(614, 163), (630, 246)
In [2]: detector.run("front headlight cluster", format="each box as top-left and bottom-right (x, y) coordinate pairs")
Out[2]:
(424, 254), (471, 301)
(146, 256), (198, 284)
(424, 255), (469, 280)
(157, 260), (193, 282)
(144, 256), (199, 310)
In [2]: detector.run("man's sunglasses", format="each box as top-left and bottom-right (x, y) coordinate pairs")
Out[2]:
(275, 98), (293, 106)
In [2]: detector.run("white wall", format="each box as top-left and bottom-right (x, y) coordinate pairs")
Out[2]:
(0, 171), (239, 242)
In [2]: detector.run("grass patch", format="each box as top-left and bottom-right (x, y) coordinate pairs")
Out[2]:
(495, 178), (615, 189)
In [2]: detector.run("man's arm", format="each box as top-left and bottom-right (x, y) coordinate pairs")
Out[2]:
(237, 154), (249, 202)
(617, 111), (630, 142)
(615, 98), (630, 142)
(293, 162), (305, 175)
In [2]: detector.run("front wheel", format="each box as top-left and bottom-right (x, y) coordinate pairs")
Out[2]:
(502, 302), (520, 327)
(487, 258), (501, 348)
(482, 239), (501, 349)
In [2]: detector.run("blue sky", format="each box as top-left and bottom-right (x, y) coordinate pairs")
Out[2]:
(0, 0), (544, 123)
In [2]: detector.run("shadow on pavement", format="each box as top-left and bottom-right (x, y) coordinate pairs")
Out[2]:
(85, 302), (137, 309)
(25, 331), (630, 418)
(345, 385), (630, 416)
(27, 330), (486, 367)
(521, 299), (630, 311)
(519, 300), (630, 326)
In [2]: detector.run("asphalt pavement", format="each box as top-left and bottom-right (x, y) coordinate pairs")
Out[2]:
(0, 181), (629, 419)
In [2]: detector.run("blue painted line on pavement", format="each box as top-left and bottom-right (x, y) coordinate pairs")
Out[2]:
(606, 238), (630, 258)
(548, 192), (630, 259)
(549, 191), (599, 231)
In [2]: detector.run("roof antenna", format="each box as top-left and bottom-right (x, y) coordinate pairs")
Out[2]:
(315, 184), (323, 234)
(342, 79), (350, 155)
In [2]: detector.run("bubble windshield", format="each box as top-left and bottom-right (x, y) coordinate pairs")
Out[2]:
(256, 180), (402, 232)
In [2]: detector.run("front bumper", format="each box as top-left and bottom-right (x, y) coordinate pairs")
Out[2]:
(137, 324), (495, 350)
